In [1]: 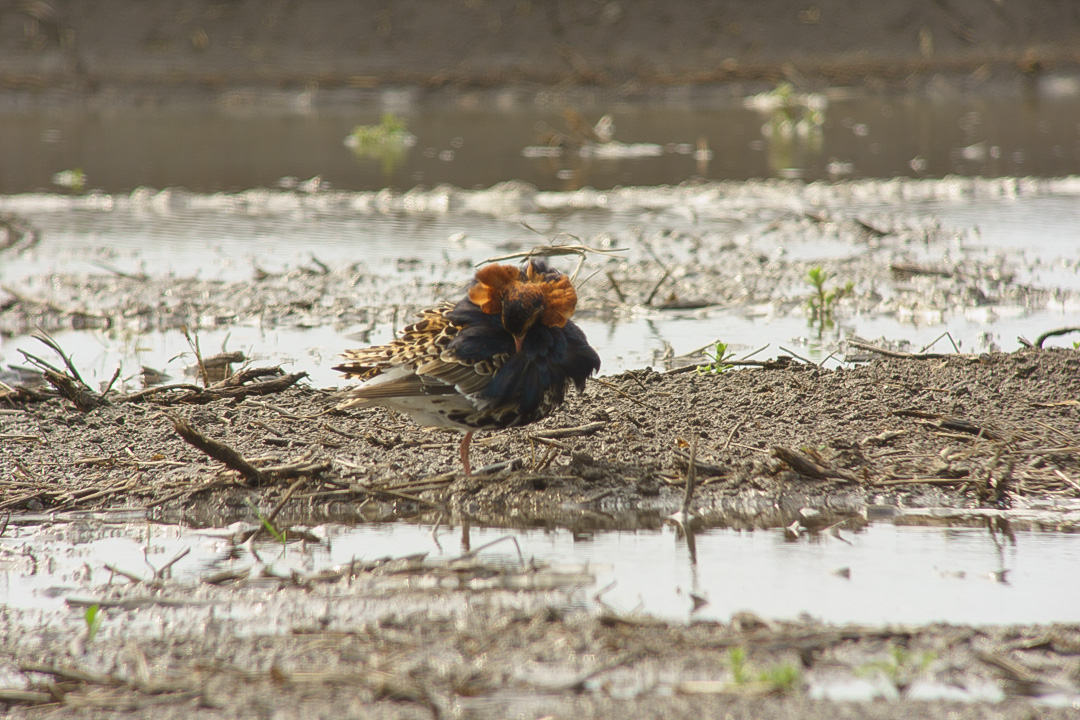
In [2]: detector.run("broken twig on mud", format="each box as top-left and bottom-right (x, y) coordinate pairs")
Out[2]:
(167, 414), (267, 485)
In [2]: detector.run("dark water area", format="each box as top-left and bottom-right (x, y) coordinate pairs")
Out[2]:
(2, 83), (1079, 195)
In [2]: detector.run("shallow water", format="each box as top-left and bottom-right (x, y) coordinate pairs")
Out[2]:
(3, 84), (1080, 193)
(3, 87), (1080, 385)
(3, 514), (1079, 627)
(2, 181), (1079, 384)
(4, 92), (1080, 638)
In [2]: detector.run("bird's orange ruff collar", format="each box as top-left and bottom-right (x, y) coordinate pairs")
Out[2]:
(468, 261), (578, 328)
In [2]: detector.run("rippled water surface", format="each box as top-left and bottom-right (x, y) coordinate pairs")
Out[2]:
(3, 515), (1080, 627)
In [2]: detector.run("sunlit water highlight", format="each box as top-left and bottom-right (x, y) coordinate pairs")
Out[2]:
(3, 518), (1079, 627)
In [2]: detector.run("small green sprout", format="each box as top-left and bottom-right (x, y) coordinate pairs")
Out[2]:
(728, 646), (749, 684)
(345, 114), (416, 151)
(858, 643), (936, 690)
(806, 266), (853, 327)
(51, 168), (86, 193)
(759, 663), (802, 693)
(84, 603), (103, 643)
(344, 114), (417, 175)
(697, 341), (735, 375)
(248, 499), (287, 545)
(728, 646), (802, 694)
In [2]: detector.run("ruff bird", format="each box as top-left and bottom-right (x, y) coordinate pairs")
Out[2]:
(334, 258), (601, 474)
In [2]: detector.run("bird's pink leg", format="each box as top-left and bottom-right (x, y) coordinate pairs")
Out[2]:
(459, 431), (474, 476)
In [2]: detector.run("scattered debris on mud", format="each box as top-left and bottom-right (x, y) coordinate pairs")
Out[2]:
(3, 181), (1080, 717)
(4, 311), (1080, 717)
(3, 331), (1079, 524)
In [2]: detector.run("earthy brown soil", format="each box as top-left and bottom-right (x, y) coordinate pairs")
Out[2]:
(1, 0), (1078, 96)
(4, 601), (1080, 720)
(4, 344), (1080, 526)
(4, 323), (1080, 717)
(3, 3), (1080, 716)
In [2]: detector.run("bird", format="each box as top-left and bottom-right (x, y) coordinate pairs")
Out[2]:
(334, 257), (601, 475)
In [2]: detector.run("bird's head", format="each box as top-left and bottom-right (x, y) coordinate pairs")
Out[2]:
(468, 259), (578, 352)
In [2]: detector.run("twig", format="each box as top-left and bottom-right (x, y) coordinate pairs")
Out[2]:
(0, 689), (51, 704)
(531, 421), (605, 439)
(876, 477), (973, 487)
(605, 271), (627, 302)
(777, 345), (812, 364)
(19, 349), (109, 412)
(90, 262), (149, 281)
(101, 365), (122, 398)
(306, 253), (330, 275)
(681, 436), (698, 516)
(919, 330), (961, 354)
(154, 547), (191, 581)
(0, 434), (42, 442)
(247, 477), (308, 543)
(592, 378), (658, 410)
(114, 383), (206, 402)
(1053, 469), (1080, 494)
(104, 563), (148, 584)
(644, 268), (671, 306)
(31, 330), (86, 384)
(182, 326), (209, 386)
(264, 477), (308, 528)
(134, 371), (307, 406)
(1030, 418), (1077, 445)
(480, 242), (626, 267)
(721, 419), (745, 451)
(20, 664), (122, 686)
(2, 285), (108, 321)
(247, 400), (327, 420)
(559, 651), (644, 693)
(455, 534), (525, 564)
(1034, 326), (1080, 349)
(847, 339), (952, 360)
(167, 414), (266, 485)
(770, 446), (856, 483)
(737, 344), (771, 362)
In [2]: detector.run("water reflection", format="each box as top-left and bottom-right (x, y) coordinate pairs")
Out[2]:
(4, 512), (1080, 625)
(1, 87), (1078, 194)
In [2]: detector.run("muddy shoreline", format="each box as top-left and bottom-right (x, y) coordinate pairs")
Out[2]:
(4, 183), (1080, 715)
(5, 325), (1080, 716)
(4, 2), (1080, 711)
(5, 340), (1080, 524)
(2, 0), (1079, 99)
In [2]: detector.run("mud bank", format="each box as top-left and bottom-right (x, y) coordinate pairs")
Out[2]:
(3, 342), (1080, 717)
(3, 344), (1079, 526)
(2, 0), (1079, 97)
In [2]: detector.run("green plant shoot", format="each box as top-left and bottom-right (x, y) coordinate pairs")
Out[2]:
(697, 341), (735, 375)
(84, 603), (103, 643)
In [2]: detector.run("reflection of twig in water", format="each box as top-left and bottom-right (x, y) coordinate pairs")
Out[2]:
(455, 534), (525, 566)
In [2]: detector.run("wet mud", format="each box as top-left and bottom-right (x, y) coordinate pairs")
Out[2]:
(3, 1), (1080, 713)
(4, 337), (1080, 525)
(3, 178), (1080, 716)
(4, 318), (1080, 716)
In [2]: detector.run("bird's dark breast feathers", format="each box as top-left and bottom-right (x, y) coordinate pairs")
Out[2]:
(444, 298), (601, 429)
